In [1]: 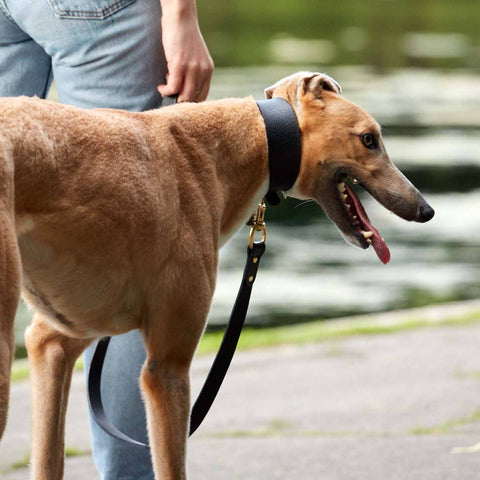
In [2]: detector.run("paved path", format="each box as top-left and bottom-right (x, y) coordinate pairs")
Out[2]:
(2, 304), (480, 479)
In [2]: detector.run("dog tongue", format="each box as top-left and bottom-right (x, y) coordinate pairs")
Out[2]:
(371, 230), (391, 265)
(345, 185), (391, 264)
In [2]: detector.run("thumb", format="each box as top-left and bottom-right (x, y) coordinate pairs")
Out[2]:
(157, 70), (183, 97)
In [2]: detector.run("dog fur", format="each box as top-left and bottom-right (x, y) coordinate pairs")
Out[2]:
(0, 72), (433, 479)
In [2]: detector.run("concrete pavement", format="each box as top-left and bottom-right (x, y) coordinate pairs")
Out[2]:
(2, 302), (480, 479)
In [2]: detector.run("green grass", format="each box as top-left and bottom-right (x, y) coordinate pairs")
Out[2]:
(5, 446), (87, 473)
(10, 359), (30, 382)
(11, 305), (480, 382)
(9, 454), (30, 471)
(453, 370), (480, 381)
(196, 307), (480, 355)
(410, 408), (480, 435)
(11, 357), (84, 383)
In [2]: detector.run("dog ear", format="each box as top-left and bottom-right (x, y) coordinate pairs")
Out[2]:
(298, 72), (342, 99)
(265, 87), (274, 99)
(264, 72), (305, 99)
(264, 80), (280, 99)
(264, 72), (341, 101)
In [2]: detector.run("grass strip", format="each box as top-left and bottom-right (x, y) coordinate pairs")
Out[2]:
(197, 307), (480, 355)
(410, 408), (480, 435)
(5, 446), (88, 473)
(11, 305), (480, 382)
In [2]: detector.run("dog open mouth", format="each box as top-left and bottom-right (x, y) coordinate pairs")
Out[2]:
(336, 174), (391, 264)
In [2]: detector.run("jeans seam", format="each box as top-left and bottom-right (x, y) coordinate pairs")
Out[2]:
(40, 62), (53, 99)
(0, 0), (18, 25)
(47, 0), (135, 20)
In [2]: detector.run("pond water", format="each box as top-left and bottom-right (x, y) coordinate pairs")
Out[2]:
(13, 66), (480, 354)
(207, 66), (480, 326)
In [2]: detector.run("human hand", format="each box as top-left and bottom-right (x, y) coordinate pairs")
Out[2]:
(157, 1), (214, 103)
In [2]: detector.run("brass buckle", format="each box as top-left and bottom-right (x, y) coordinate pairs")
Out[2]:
(247, 202), (267, 249)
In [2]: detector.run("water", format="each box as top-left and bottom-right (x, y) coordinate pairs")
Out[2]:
(199, 0), (480, 72)
(207, 66), (480, 326)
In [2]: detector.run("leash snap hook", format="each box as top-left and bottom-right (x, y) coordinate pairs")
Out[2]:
(247, 202), (267, 249)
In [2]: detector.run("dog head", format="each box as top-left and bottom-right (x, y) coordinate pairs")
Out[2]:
(265, 72), (434, 264)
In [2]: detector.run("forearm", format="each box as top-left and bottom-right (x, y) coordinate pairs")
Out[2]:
(159, 0), (198, 20)
(157, 0), (213, 102)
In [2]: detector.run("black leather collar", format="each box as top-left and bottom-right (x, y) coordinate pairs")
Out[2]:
(256, 98), (302, 205)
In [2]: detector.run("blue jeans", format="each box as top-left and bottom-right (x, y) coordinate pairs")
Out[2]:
(0, 1), (164, 478)
(85, 331), (153, 480)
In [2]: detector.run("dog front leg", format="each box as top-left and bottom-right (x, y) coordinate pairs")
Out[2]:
(140, 302), (209, 480)
(141, 355), (191, 480)
(25, 314), (91, 480)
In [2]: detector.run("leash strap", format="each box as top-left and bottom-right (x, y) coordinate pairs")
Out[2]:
(87, 240), (266, 446)
(160, 94), (178, 107)
(87, 336), (149, 448)
(190, 240), (265, 434)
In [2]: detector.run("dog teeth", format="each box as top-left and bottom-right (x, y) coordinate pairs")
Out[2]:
(361, 230), (373, 239)
(341, 193), (348, 201)
(366, 238), (373, 245)
(338, 182), (346, 193)
(353, 215), (357, 220)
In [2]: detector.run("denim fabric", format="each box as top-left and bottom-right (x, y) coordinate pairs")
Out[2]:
(84, 331), (152, 480)
(46, 0), (136, 19)
(0, 1), (164, 478)
(0, 0), (166, 110)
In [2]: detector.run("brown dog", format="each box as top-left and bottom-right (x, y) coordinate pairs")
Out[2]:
(0, 72), (433, 479)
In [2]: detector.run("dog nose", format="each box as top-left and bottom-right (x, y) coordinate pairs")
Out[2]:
(418, 203), (435, 223)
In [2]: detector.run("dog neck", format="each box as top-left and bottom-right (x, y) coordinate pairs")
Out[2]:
(151, 97), (302, 246)
(209, 98), (301, 244)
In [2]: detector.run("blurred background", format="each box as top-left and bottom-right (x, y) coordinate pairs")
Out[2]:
(14, 0), (480, 356)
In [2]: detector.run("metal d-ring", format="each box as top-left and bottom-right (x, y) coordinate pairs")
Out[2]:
(247, 202), (267, 249)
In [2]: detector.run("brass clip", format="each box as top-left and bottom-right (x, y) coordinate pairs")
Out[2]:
(247, 202), (267, 249)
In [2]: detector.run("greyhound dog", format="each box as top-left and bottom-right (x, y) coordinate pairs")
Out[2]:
(0, 72), (433, 479)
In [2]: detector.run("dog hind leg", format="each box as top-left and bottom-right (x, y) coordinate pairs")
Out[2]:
(25, 314), (91, 480)
(0, 201), (21, 439)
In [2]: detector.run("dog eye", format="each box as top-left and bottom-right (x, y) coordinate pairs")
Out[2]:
(360, 134), (376, 150)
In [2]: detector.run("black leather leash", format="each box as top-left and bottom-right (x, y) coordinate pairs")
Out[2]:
(88, 236), (266, 444)
(87, 95), (301, 446)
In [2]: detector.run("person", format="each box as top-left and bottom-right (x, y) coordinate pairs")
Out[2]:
(0, 0), (213, 478)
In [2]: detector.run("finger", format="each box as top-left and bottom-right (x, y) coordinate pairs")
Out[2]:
(157, 69), (183, 98)
(179, 63), (213, 103)
(194, 65), (213, 102)
(177, 65), (198, 103)
(198, 59), (214, 102)
(196, 78), (210, 103)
